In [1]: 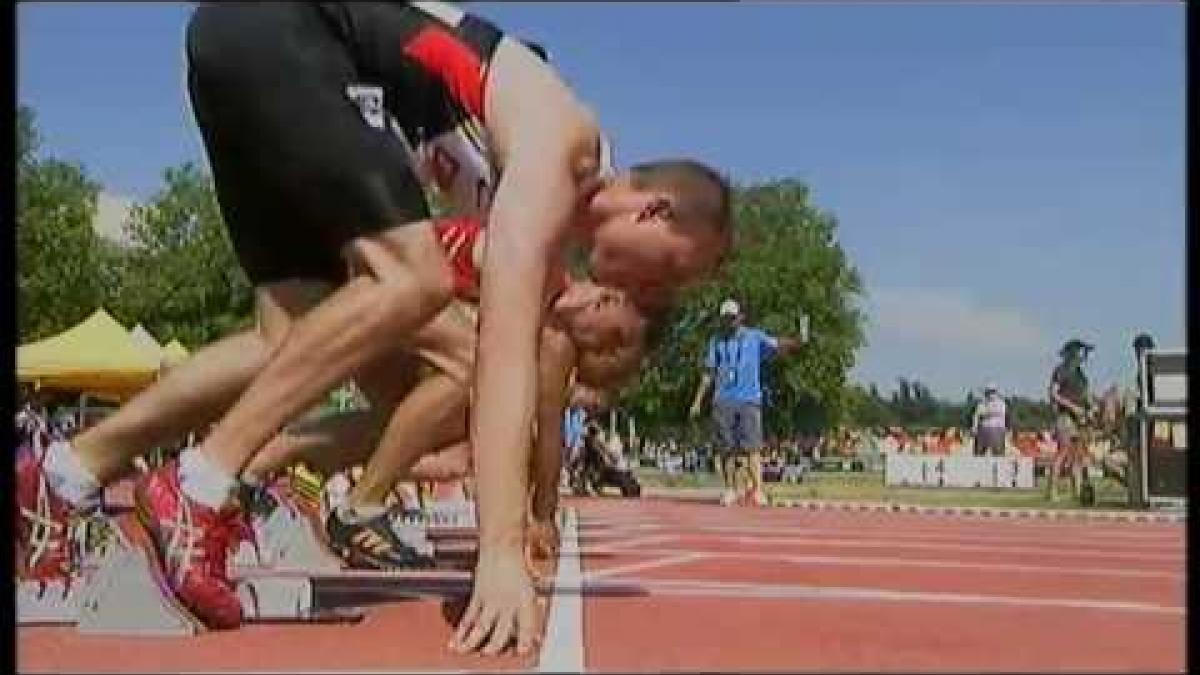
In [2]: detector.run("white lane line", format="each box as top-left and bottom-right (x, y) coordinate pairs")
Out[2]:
(583, 577), (1185, 616)
(271, 671), (474, 675)
(537, 507), (585, 673)
(581, 548), (1183, 580)
(723, 536), (1183, 562)
(585, 533), (678, 554)
(666, 524), (1184, 547)
(586, 552), (709, 581)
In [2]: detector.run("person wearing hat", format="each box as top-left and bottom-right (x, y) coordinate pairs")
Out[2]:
(972, 383), (1008, 457)
(688, 299), (806, 506)
(1047, 338), (1097, 501)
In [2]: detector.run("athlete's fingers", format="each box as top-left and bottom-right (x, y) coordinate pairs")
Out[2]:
(458, 605), (499, 653)
(481, 610), (515, 656)
(451, 594), (482, 649)
(515, 597), (540, 656)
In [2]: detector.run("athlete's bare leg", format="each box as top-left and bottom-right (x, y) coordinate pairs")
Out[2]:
(71, 280), (330, 484)
(348, 374), (470, 508)
(198, 222), (453, 480)
(248, 408), (473, 483)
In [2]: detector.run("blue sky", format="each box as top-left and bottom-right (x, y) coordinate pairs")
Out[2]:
(17, 2), (1185, 400)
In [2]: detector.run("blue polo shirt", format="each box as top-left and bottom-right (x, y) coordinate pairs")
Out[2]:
(705, 327), (779, 405)
(563, 407), (587, 450)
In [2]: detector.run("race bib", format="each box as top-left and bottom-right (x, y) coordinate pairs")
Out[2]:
(418, 120), (495, 218)
(345, 84), (386, 131)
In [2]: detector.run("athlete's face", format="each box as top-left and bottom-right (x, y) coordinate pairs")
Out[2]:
(570, 384), (610, 412)
(587, 196), (727, 308)
(567, 286), (645, 354)
(576, 339), (644, 390)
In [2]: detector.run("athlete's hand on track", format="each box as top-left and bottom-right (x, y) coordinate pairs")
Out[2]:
(452, 550), (540, 656)
(526, 514), (560, 564)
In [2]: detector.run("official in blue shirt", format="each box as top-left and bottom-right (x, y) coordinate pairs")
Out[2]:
(690, 299), (804, 506)
(563, 406), (587, 465)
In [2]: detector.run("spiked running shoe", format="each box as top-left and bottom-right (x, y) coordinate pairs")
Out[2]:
(133, 461), (244, 630)
(238, 481), (280, 520)
(15, 446), (84, 581)
(325, 507), (435, 570)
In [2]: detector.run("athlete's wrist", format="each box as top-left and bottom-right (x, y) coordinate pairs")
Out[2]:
(478, 531), (526, 557)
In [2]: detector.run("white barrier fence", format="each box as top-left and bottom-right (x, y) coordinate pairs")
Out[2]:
(885, 454), (1035, 489)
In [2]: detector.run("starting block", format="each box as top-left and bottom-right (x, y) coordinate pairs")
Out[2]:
(18, 515), (365, 635)
(18, 495), (483, 635)
(233, 499), (344, 572)
(424, 498), (477, 530)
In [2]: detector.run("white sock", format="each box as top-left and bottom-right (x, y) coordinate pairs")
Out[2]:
(42, 440), (102, 509)
(179, 448), (238, 509)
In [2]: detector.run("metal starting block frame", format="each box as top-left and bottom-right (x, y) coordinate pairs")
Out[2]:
(18, 498), (483, 635)
(17, 514), (363, 635)
(423, 498), (477, 530)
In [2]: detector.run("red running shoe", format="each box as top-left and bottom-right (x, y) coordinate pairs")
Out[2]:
(134, 461), (244, 630)
(15, 446), (78, 581)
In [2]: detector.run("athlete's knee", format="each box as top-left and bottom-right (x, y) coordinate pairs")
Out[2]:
(349, 225), (454, 327)
(373, 269), (452, 336)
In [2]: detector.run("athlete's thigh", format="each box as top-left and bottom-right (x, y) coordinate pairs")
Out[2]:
(354, 350), (425, 410)
(256, 280), (334, 347)
(188, 3), (432, 288)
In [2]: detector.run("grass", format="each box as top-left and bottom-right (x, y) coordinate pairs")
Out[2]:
(633, 467), (1137, 510)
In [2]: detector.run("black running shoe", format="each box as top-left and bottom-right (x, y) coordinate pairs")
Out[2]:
(238, 482), (279, 519)
(325, 508), (435, 570)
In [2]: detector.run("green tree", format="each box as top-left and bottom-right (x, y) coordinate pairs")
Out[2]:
(16, 105), (107, 341)
(108, 163), (254, 347)
(622, 179), (867, 437)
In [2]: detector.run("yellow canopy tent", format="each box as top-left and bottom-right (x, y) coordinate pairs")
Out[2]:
(129, 324), (164, 365)
(17, 309), (160, 402)
(162, 339), (190, 367)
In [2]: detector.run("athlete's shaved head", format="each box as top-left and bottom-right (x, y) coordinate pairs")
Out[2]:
(628, 159), (732, 239)
(583, 157), (733, 308)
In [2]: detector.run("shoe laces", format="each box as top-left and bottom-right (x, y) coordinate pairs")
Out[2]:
(162, 492), (243, 587)
(21, 468), (70, 575)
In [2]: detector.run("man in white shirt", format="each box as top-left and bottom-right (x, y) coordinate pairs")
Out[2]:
(973, 383), (1007, 457)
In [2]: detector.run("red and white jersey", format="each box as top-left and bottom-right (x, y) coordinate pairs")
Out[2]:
(326, 2), (615, 218)
(434, 216), (571, 304)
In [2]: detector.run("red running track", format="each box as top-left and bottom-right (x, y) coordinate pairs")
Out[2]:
(17, 495), (1185, 673)
(578, 498), (1185, 673)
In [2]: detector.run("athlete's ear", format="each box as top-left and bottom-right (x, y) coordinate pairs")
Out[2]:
(636, 196), (674, 224)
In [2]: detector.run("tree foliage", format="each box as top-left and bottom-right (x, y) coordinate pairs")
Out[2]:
(16, 106), (107, 341)
(107, 163), (254, 347)
(17, 105), (253, 348)
(846, 380), (1056, 432)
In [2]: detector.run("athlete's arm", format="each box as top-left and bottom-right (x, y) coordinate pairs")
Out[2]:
(531, 327), (577, 522)
(473, 36), (597, 543)
(457, 36), (599, 656)
(526, 328), (576, 567)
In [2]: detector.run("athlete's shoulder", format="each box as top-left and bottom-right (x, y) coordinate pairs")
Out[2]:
(485, 37), (596, 147)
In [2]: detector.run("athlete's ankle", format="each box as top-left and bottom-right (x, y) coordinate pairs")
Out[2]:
(179, 448), (239, 509)
(41, 440), (103, 509)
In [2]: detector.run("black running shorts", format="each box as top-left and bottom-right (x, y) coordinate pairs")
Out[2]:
(185, 2), (432, 285)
